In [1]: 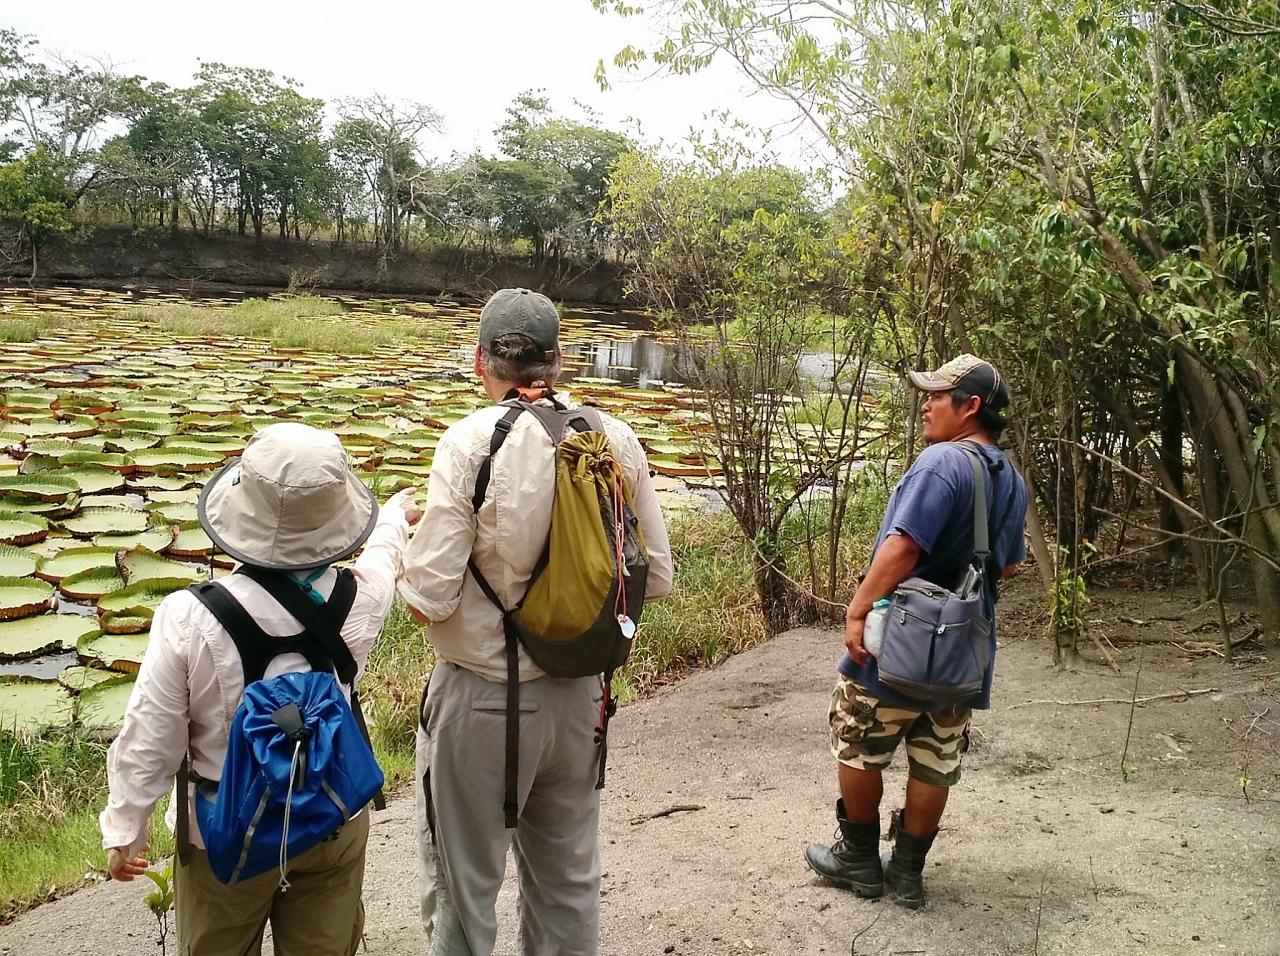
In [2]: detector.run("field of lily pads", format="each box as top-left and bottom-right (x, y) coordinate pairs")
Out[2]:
(0, 284), (719, 735)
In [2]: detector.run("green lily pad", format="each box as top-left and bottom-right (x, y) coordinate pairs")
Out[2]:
(127, 474), (194, 492)
(78, 677), (136, 727)
(59, 566), (127, 600)
(0, 543), (38, 577)
(94, 526), (177, 552)
(129, 447), (225, 473)
(53, 465), (126, 495)
(0, 492), (82, 516)
(0, 614), (100, 659)
(36, 546), (121, 581)
(60, 508), (150, 537)
(117, 547), (204, 586)
(144, 500), (197, 523)
(77, 631), (150, 674)
(0, 474), (79, 502)
(0, 676), (73, 734)
(100, 608), (153, 634)
(0, 512), (49, 546)
(0, 576), (54, 619)
(97, 578), (191, 615)
(58, 664), (127, 692)
(169, 522), (214, 558)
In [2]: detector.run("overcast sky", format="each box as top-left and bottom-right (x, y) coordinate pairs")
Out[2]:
(5, 0), (824, 166)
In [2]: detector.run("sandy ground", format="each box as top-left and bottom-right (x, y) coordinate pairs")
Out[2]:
(2, 580), (1277, 956)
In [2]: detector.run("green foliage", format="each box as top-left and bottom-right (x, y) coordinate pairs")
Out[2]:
(0, 146), (75, 243)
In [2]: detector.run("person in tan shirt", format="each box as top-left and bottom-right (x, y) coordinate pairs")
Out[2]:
(399, 288), (673, 955)
(101, 423), (421, 955)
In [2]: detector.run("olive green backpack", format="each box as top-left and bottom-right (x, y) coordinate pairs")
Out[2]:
(468, 394), (649, 828)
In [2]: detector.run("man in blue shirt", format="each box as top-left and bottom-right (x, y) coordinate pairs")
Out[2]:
(805, 354), (1028, 908)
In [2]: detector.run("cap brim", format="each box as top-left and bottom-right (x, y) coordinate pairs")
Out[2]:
(906, 370), (957, 392)
(196, 459), (380, 571)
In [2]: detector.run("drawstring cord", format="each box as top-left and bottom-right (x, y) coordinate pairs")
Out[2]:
(279, 739), (303, 890)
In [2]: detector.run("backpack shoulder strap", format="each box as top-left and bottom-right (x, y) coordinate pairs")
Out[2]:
(237, 566), (359, 686)
(188, 580), (281, 686)
(472, 404), (526, 513)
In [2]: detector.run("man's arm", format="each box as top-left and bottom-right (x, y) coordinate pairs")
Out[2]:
(397, 440), (476, 625)
(844, 532), (921, 665)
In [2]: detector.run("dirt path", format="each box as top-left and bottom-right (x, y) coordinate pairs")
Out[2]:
(3, 584), (1277, 956)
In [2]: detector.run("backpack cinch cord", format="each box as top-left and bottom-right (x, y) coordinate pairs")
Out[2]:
(278, 739), (304, 891)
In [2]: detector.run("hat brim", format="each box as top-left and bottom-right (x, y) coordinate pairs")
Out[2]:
(906, 370), (958, 392)
(196, 458), (379, 571)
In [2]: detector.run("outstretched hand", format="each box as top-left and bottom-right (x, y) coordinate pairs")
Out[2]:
(389, 488), (423, 526)
(107, 845), (150, 882)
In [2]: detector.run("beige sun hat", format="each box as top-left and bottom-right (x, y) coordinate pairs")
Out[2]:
(197, 422), (378, 571)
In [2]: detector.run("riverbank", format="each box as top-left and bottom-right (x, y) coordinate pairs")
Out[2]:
(6, 229), (628, 305)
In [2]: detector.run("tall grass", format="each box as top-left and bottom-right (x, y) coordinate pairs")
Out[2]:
(125, 296), (447, 354)
(0, 725), (171, 918)
(0, 315), (71, 343)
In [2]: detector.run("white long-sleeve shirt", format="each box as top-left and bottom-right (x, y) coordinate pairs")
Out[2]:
(398, 398), (674, 683)
(99, 502), (410, 857)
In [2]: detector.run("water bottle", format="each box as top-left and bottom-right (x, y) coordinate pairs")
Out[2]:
(863, 598), (892, 658)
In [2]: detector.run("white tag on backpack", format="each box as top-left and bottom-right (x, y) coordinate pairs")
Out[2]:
(617, 614), (636, 640)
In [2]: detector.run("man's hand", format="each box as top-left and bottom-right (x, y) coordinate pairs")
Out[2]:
(107, 846), (149, 882)
(845, 607), (870, 665)
(389, 488), (423, 526)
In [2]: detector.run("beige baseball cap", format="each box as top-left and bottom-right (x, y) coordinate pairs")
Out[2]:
(197, 423), (378, 570)
(907, 353), (1010, 411)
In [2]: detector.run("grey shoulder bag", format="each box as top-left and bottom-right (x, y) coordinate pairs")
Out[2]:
(875, 443), (994, 704)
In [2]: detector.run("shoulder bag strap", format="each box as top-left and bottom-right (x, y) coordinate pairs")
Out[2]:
(956, 443), (990, 571)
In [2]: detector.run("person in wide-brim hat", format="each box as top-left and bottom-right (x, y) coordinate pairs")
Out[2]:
(103, 420), (421, 956)
(198, 422), (379, 570)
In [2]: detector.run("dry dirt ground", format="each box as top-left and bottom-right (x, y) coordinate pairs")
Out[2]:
(2, 578), (1277, 956)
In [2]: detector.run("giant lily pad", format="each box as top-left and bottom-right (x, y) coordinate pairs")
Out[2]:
(0, 543), (38, 577)
(97, 577), (191, 616)
(94, 526), (177, 552)
(0, 676), (73, 734)
(100, 608), (153, 634)
(117, 547), (204, 586)
(78, 676), (136, 727)
(35, 546), (121, 582)
(0, 576), (54, 619)
(0, 474), (79, 502)
(145, 500), (197, 523)
(58, 664), (127, 693)
(168, 522), (214, 558)
(0, 512), (48, 546)
(129, 447), (224, 473)
(60, 508), (150, 537)
(0, 614), (100, 659)
(59, 566), (127, 600)
(77, 631), (149, 674)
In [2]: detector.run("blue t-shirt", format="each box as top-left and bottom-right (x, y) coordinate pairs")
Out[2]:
(839, 441), (1029, 710)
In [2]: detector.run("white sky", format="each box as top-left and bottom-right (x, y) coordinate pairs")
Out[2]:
(5, 0), (826, 167)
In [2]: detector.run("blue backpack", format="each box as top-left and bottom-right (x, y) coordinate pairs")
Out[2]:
(176, 567), (385, 886)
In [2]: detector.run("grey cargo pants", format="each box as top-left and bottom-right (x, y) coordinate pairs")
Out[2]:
(415, 661), (604, 956)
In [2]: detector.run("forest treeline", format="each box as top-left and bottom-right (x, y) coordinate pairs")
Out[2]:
(0, 29), (632, 271)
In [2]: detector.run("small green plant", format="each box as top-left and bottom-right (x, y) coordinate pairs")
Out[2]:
(1050, 568), (1088, 636)
(143, 864), (175, 955)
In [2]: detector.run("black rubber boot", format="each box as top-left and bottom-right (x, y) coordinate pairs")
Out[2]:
(883, 818), (936, 909)
(803, 800), (883, 897)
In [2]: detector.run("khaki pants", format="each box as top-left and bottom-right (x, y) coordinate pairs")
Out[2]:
(174, 809), (369, 956)
(416, 661), (604, 956)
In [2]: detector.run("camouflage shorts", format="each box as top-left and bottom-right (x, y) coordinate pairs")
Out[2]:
(828, 678), (972, 787)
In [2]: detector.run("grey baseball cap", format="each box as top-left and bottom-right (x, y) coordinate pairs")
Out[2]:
(907, 353), (1010, 411)
(478, 288), (560, 362)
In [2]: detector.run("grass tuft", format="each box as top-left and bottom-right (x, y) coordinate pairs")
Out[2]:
(125, 296), (446, 355)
